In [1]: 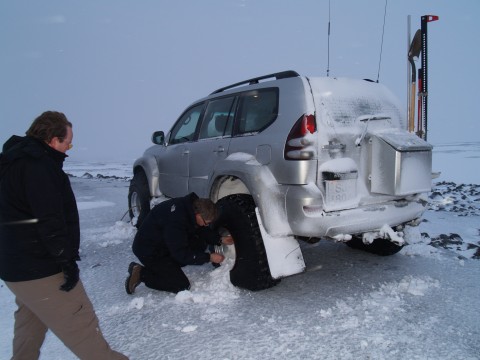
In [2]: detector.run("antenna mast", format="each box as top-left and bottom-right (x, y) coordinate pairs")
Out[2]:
(326, 0), (331, 77)
(376, 0), (388, 82)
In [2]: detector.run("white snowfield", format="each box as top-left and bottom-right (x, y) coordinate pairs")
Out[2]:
(1, 144), (479, 360)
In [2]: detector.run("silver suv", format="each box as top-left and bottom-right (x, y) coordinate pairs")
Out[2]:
(129, 70), (432, 290)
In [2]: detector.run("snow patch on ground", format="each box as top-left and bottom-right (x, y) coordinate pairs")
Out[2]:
(98, 221), (137, 247)
(81, 221), (136, 247)
(319, 275), (425, 322)
(77, 200), (116, 211)
(128, 297), (145, 310)
(180, 325), (197, 333)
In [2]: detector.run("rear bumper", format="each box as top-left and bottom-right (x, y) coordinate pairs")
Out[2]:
(284, 184), (426, 238)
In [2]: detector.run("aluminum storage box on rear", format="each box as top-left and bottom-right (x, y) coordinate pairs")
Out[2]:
(371, 130), (433, 196)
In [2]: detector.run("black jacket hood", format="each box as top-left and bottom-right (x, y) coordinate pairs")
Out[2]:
(0, 135), (67, 178)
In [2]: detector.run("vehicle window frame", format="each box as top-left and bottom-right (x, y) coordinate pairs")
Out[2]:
(233, 87), (279, 136)
(198, 96), (238, 141)
(167, 102), (206, 145)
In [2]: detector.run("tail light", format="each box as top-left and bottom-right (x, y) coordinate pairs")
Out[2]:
(284, 114), (317, 160)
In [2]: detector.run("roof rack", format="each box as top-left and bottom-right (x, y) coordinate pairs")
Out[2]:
(210, 70), (300, 95)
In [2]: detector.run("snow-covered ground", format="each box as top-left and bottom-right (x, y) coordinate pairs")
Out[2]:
(1, 141), (479, 359)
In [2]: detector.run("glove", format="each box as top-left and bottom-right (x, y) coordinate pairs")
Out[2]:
(59, 260), (80, 292)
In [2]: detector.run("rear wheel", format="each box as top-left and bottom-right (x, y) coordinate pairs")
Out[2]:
(215, 194), (279, 291)
(345, 236), (404, 256)
(128, 171), (151, 228)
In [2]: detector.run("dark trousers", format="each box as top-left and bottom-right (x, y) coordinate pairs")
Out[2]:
(138, 255), (190, 294)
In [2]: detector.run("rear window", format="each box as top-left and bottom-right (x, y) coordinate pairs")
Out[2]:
(236, 88), (278, 134)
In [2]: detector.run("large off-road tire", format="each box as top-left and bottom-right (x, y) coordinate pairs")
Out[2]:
(215, 194), (279, 291)
(128, 171), (151, 228)
(345, 236), (404, 256)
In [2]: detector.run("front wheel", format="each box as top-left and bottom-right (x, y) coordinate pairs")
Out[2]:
(128, 171), (151, 228)
(215, 194), (279, 291)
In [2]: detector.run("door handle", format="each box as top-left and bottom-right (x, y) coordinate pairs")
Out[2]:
(213, 146), (225, 153)
(182, 150), (190, 155)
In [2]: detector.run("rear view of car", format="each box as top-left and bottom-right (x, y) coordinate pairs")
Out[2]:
(282, 76), (432, 243)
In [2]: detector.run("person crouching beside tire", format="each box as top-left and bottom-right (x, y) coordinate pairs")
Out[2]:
(125, 193), (227, 294)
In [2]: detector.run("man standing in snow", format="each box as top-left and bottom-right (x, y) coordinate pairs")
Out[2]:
(0, 111), (128, 360)
(125, 193), (230, 294)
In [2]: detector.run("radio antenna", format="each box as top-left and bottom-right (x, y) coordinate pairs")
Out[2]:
(376, 0), (388, 82)
(326, 0), (331, 77)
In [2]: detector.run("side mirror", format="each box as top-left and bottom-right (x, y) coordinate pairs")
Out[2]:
(151, 131), (165, 145)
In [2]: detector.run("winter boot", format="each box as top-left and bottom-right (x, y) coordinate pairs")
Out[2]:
(125, 262), (143, 295)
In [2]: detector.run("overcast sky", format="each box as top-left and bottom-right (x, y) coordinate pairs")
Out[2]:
(1, 0), (478, 162)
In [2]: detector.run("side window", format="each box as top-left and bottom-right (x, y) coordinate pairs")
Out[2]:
(236, 88), (278, 135)
(169, 103), (204, 144)
(198, 97), (237, 140)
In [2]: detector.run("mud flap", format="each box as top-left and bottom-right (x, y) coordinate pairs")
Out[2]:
(255, 208), (306, 279)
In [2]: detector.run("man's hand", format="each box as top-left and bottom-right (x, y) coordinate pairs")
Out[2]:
(210, 253), (225, 264)
(221, 235), (234, 245)
(60, 261), (80, 292)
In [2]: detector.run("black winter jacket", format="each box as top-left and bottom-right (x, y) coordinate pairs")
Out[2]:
(132, 193), (220, 266)
(0, 135), (80, 282)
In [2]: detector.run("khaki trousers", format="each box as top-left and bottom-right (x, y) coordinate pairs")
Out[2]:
(5, 272), (128, 360)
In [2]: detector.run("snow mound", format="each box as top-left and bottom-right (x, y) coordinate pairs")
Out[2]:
(402, 225), (443, 259)
(175, 259), (239, 305)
